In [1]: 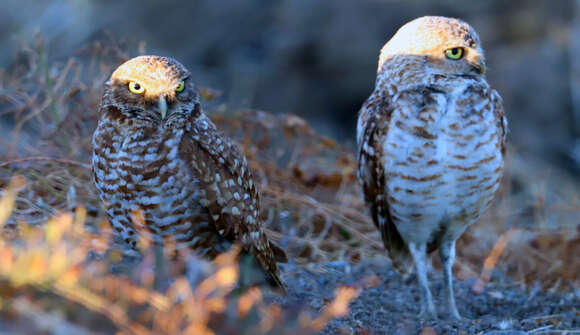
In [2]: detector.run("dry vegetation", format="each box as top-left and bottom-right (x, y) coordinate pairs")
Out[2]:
(0, 37), (578, 333)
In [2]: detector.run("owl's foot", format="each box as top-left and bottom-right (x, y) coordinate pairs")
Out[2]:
(448, 307), (461, 320)
(419, 300), (438, 320)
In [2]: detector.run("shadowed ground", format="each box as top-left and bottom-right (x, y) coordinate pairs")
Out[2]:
(269, 258), (578, 334)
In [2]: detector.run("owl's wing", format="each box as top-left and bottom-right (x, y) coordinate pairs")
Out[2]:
(182, 113), (286, 289)
(492, 89), (508, 155)
(357, 96), (414, 276)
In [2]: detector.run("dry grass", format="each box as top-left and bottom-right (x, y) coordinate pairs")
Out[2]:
(0, 178), (364, 334)
(0, 36), (578, 333)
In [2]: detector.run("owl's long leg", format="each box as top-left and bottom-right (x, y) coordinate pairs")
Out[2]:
(408, 242), (437, 319)
(153, 242), (170, 291)
(439, 238), (461, 319)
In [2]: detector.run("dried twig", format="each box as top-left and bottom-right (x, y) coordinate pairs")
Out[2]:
(0, 157), (90, 169)
(472, 228), (518, 294)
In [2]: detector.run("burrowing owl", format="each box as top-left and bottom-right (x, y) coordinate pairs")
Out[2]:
(92, 55), (286, 290)
(357, 16), (507, 319)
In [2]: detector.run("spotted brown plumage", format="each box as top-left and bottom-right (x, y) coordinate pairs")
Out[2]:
(92, 55), (286, 291)
(357, 16), (507, 319)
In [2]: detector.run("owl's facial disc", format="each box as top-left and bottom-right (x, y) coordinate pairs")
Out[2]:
(434, 45), (486, 76)
(113, 78), (179, 119)
(106, 56), (200, 121)
(379, 16), (486, 77)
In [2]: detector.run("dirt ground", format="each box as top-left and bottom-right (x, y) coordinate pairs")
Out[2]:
(267, 257), (579, 335)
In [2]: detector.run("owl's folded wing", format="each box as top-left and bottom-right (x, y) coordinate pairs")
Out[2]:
(180, 112), (286, 288)
(357, 99), (414, 276)
(492, 89), (508, 155)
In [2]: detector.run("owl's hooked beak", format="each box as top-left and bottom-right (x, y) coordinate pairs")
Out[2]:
(158, 95), (168, 119)
(472, 62), (486, 75)
(470, 56), (486, 75)
(479, 63), (487, 75)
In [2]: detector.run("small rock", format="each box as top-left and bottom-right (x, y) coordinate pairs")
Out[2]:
(419, 327), (436, 335)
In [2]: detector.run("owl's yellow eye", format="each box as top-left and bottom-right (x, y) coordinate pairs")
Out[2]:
(445, 47), (464, 60)
(128, 81), (145, 94)
(176, 81), (185, 93)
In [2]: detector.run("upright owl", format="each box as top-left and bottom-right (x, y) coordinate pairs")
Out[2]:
(92, 55), (286, 290)
(357, 16), (507, 319)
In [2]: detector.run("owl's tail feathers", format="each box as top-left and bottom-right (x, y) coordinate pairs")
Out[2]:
(379, 216), (414, 278)
(266, 271), (287, 295)
(265, 241), (288, 293)
(238, 249), (287, 294)
(269, 241), (288, 263)
(387, 244), (414, 279)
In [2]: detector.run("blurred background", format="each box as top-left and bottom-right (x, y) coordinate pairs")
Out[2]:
(1, 0), (579, 178)
(0, 2), (578, 332)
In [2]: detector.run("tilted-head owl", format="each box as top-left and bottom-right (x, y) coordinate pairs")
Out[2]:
(92, 55), (287, 290)
(357, 16), (507, 319)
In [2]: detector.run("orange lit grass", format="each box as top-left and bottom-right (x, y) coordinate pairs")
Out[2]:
(472, 228), (518, 294)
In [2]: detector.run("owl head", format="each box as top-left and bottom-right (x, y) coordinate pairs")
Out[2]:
(101, 55), (200, 124)
(378, 16), (486, 77)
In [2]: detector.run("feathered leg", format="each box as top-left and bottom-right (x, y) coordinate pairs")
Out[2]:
(439, 238), (461, 319)
(408, 242), (437, 319)
(153, 242), (169, 291)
